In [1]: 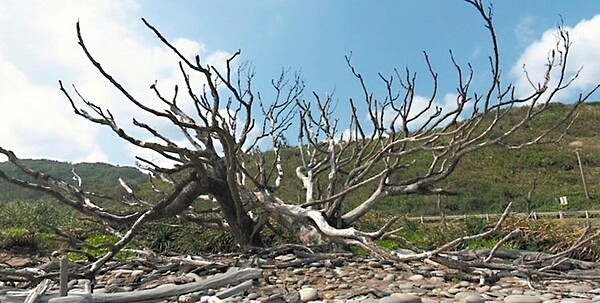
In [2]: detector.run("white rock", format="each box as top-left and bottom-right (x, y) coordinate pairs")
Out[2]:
(503, 295), (542, 303)
(389, 293), (422, 303)
(408, 274), (424, 281)
(298, 287), (319, 302)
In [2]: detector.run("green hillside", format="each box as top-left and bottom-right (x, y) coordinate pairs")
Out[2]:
(379, 102), (600, 216)
(0, 102), (599, 217)
(0, 160), (146, 201)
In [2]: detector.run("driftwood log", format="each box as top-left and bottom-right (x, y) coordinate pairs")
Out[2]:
(3, 268), (261, 303)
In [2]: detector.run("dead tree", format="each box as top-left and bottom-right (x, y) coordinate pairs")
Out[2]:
(0, 0), (599, 276)
(282, 0), (599, 235)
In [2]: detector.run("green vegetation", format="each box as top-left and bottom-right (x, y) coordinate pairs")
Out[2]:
(68, 233), (137, 261)
(0, 161), (146, 202)
(0, 102), (599, 255)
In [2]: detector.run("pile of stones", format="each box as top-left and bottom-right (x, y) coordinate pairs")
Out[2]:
(2, 252), (600, 302)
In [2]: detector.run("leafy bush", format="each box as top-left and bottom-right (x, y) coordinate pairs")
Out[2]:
(68, 233), (137, 261)
(0, 227), (37, 251)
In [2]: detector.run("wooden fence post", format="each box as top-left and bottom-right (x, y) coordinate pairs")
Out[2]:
(60, 256), (69, 297)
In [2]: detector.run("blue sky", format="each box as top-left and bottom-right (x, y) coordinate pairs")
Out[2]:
(1, 1), (600, 166)
(139, 1), (600, 104)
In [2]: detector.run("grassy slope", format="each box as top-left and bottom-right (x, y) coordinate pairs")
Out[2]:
(0, 160), (146, 201)
(378, 102), (600, 216)
(0, 102), (598, 218)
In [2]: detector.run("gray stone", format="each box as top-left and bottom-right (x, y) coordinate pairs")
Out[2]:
(268, 293), (286, 302)
(481, 293), (498, 300)
(324, 285), (337, 291)
(539, 293), (556, 301)
(447, 288), (462, 295)
(380, 293), (422, 303)
(396, 248), (416, 255)
(475, 285), (490, 293)
(560, 299), (592, 303)
(499, 288), (513, 295)
(420, 284), (437, 290)
(336, 269), (350, 277)
(397, 283), (415, 291)
(503, 295), (543, 303)
(455, 292), (485, 303)
(292, 268), (305, 275)
(568, 284), (594, 293)
(439, 291), (453, 298)
(408, 274), (425, 281)
(522, 290), (540, 297)
(274, 254), (296, 262)
(298, 287), (319, 302)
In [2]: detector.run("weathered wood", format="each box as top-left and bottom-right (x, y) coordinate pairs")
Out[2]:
(47, 268), (261, 303)
(215, 279), (254, 298)
(179, 279), (254, 303)
(24, 279), (52, 303)
(4, 289), (59, 303)
(405, 209), (600, 223)
(59, 257), (68, 297)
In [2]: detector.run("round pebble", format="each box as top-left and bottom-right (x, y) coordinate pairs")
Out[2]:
(408, 274), (424, 281)
(455, 292), (485, 303)
(298, 287), (319, 302)
(503, 294), (543, 303)
(568, 284), (593, 293)
(381, 293), (422, 303)
(14, 254), (600, 303)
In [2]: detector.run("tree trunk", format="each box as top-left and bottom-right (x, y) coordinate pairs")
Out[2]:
(211, 180), (263, 248)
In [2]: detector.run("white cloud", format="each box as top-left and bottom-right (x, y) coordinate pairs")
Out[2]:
(0, 50), (103, 162)
(511, 15), (600, 102)
(0, 0), (231, 165)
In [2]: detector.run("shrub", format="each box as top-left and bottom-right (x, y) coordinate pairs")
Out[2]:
(0, 227), (37, 251)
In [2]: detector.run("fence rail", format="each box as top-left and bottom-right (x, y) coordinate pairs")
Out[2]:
(407, 209), (600, 223)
